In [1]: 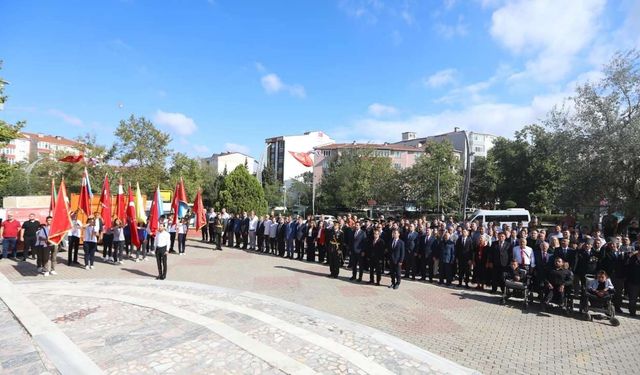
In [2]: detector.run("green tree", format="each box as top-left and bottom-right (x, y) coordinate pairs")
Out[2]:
(318, 149), (400, 212)
(217, 165), (268, 214)
(288, 172), (313, 208)
(468, 155), (499, 209)
(404, 141), (461, 213)
(113, 115), (171, 189)
(261, 163), (283, 208)
(167, 152), (205, 200)
(0, 61), (26, 198)
(546, 49), (640, 216)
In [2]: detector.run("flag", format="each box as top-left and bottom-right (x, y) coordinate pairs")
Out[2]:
(78, 167), (94, 216)
(148, 186), (161, 236)
(126, 185), (141, 248)
(135, 182), (146, 224)
(49, 178), (56, 216)
(49, 180), (72, 245)
(59, 154), (84, 163)
(100, 174), (112, 231)
(156, 187), (165, 218)
(192, 188), (206, 231)
(116, 177), (126, 222)
(171, 177), (188, 224)
(289, 151), (313, 167)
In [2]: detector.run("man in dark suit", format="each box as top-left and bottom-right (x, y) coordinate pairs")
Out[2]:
(350, 223), (367, 281)
(490, 231), (512, 293)
(455, 229), (473, 288)
(369, 228), (386, 285)
(327, 222), (344, 278)
(418, 227), (437, 281)
(532, 241), (553, 300)
(389, 229), (405, 289)
(295, 217), (306, 260)
(240, 212), (250, 249)
(403, 224), (419, 279)
(554, 238), (575, 269)
(439, 232), (456, 285)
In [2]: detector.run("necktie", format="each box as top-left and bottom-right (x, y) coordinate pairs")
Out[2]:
(393, 240), (397, 248)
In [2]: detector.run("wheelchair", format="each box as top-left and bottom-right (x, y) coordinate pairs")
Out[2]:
(501, 268), (533, 311)
(579, 274), (620, 326)
(541, 275), (575, 316)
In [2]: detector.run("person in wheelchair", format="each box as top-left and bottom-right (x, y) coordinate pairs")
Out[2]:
(502, 259), (529, 303)
(586, 270), (615, 308)
(542, 257), (573, 312)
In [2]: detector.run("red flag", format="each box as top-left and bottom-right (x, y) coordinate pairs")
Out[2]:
(59, 154), (84, 163)
(171, 177), (188, 225)
(100, 174), (112, 231)
(116, 177), (126, 222)
(289, 151), (313, 167)
(78, 167), (93, 215)
(192, 188), (206, 231)
(49, 180), (72, 245)
(148, 186), (160, 236)
(49, 178), (56, 216)
(126, 185), (141, 248)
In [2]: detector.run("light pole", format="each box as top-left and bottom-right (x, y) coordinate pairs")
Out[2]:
(461, 131), (474, 220)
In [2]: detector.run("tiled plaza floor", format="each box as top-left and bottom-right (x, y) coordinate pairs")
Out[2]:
(1, 239), (639, 374)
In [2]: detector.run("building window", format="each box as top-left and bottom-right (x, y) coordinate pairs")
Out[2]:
(393, 163), (401, 170)
(474, 146), (484, 153)
(322, 150), (331, 157)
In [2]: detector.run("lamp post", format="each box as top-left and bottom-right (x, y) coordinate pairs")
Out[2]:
(461, 131), (474, 220)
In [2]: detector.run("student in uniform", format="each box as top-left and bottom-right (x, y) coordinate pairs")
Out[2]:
(83, 218), (99, 270)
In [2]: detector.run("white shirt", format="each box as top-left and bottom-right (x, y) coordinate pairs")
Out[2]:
(221, 212), (230, 220)
(155, 231), (170, 249)
(84, 226), (97, 243)
(113, 226), (125, 241)
(177, 223), (187, 234)
(269, 222), (278, 238)
(70, 220), (82, 237)
(513, 245), (535, 267)
(249, 217), (258, 231)
(36, 226), (50, 246)
(169, 224), (176, 233)
(263, 220), (272, 235)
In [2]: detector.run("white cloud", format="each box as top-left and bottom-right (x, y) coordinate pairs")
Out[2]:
(223, 142), (250, 155)
(490, 0), (606, 82)
(47, 109), (83, 127)
(401, 10), (414, 26)
(338, 0), (384, 24)
(435, 15), (468, 38)
(261, 73), (306, 98)
(368, 103), (398, 117)
(255, 61), (266, 72)
(425, 68), (457, 88)
(153, 110), (197, 136)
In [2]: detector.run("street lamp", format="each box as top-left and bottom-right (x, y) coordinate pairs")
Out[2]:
(461, 131), (474, 220)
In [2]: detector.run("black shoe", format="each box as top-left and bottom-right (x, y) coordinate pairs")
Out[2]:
(357, 278), (362, 282)
(393, 284), (399, 290)
(368, 280), (374, 284)
(376, 282), (381, 286)
(21, 258), (27, 262)
(349, 276), (356, 281)
(438, 281), (444, 285)
(388, 284), (394, 288)
(615, 307), (623, 314)
(155, 276), (161, 280)
(464, 285), (470, 289)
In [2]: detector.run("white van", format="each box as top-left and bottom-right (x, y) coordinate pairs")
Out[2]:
(468, 208), (531, 228)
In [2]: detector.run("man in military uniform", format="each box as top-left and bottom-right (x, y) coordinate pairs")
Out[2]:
(213, 214), (224, 250)
(327, 222), (344, 278)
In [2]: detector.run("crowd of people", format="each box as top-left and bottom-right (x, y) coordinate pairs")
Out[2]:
(2, 207), (640, 317)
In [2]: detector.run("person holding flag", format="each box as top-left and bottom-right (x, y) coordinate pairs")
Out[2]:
(78, 167), (94, 216)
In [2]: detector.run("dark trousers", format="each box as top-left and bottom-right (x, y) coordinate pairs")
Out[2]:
(328, 248), (341, 277)
(227, 231), (235, 247)
(458, 260), (471, 286)
(440, 262), (454, 285)
(177, 233), (186, 254)
(156, 246), (167, 279)
(295, 239), (304, 259)
(390, 262), (402, 286)
(201, 225), (209, 242)
(234, 232), (241, 247)
(208, 223), (216, 242)
(370, 258), (383, 283)
(544, 286), (565, 305)
(492, 266), (507, 292)
(404, 252), (416, 278)
(318, 244), (326, 263)
(113, 241), (123, 262)
(422, 256), (434, 281)
(83, 241), (97, 266)
(23, 237), (37, 259)
(612, 277), (625, 310)
(351, 251), (366, 280)
(102, 234), (114, 258)
(269, 237), (277, 254)
(277, 239), (285, 257)
(257, 234), (264, 251)
(169, 232), (176, 252)
(214, 232), (222, 249)
(241, 231), (248, 249)
(146, 236), (155, 253)
(68, 235), (80, 263)
(306, 241), (316, 262)
(627, 282), (640, 315)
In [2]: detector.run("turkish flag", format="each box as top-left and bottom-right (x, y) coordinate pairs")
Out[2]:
(59, 154), (84, 163)
(171, 177), (188, 225)
(99, 174), (112, 230)
(148, 186), (160, 236)
(126, 186), (141, 248)
(78, 167), (93, 216)
(49, 178), (56, 216)
(192, 189), (206, 231)
(49, 180), (72, 245)
(289, 151), (313, 167)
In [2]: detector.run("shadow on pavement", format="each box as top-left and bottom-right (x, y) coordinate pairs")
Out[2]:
(274, 265), (352, 282)
(121, 268), (156, 278)
(11, 263), (40, 277)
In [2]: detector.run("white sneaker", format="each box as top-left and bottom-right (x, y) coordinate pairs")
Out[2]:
(143, 257), (148, 261)
(85, 265), (90, 270)
(43, 272), (50, 277)
(90, 265), (94, 269)
(117, 261), (122, 265)
(50, 270), (57, 275)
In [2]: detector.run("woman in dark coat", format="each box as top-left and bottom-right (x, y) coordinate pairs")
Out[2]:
(473, 236), (490, 290)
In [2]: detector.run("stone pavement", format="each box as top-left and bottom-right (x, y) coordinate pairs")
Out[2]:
(1, 239), (640, 374)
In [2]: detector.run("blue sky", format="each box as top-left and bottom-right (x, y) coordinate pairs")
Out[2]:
(1, 0), (638, 160)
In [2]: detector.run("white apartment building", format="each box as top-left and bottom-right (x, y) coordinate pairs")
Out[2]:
(201, 152), (259, 175)
(0, 132), (82, 164)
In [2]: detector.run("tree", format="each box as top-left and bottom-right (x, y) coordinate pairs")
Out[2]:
(288, 172), (313, 208)
(468, 156), (498, 209)
(217, 165), (268, 214)
(404, 141), (461, 213)
(318, 149), (400, 212)
(0, 60), (26, 198)
(546, 49), (640, 216)
(113, 115), (171, 189)
(261, 163), (283, 208)
(167, 152), (205, 200)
